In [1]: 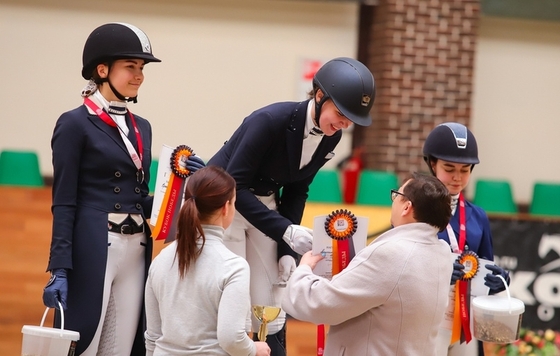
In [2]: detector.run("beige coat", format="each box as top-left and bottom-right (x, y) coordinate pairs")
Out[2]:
(282, 222), (453, 356)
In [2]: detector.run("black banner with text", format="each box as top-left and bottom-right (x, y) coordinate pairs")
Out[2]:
(490, 216), (560, 331)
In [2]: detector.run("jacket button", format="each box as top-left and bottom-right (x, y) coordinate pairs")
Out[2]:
(114, 187), (121, 193)
(136, 203), (142, 210)
(114, 203), (121, 210)
(114, 171), (122, 178)
(249, 188), (255, 192)
(135, 187), (141, 193)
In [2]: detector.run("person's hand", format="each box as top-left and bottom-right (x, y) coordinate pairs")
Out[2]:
(276, 255), (296, 286)
(282, 224), (313, 255)
(299, 251), (324, 270)
(254, 341), (271, 356)
(450, 262), (465, 285)
(186, 155), (205, 175)
(485, 264), (510, 294)
(42, 269), (68, 310)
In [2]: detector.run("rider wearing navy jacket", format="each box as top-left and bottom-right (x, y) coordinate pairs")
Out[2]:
(423, 123), (510, 356)
(42, 23), (202, 355)
(208, 58), (376, 355)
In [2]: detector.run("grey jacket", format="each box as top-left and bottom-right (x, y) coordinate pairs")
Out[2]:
(282, 222), (453, 356)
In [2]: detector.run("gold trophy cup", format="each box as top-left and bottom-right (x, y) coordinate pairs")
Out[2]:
(252, 305), (281, 341)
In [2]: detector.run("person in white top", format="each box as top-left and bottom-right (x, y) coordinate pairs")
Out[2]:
(145, 166), (270, 356)
(282, 173), (454, 356)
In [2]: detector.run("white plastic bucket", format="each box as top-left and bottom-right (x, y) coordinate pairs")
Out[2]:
(21, 302), (80, 356)
(472, 275), (525, 343)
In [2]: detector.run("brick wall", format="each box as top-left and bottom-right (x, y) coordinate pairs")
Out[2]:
(355, 0), (480, 182)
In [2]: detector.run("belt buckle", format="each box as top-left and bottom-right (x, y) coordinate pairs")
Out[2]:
(121, 224), (131, 234)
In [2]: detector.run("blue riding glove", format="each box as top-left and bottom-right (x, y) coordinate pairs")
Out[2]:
(450, 262), (465, 285)
(485, 264), (510, 294)
(186, 155), (205, 175)
(42, 268), (68, 310)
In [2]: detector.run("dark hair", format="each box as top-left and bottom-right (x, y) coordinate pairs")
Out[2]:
(175, 166), (235, 278)
(402, 172), (451, 232)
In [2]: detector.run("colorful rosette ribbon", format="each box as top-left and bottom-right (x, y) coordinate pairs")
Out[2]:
(318, 209), (359, 355)
(324, 209), (358, 241)
(324, 210), (358, 274)
(452, 250), (480, 344)
(152, 145), (195, 242)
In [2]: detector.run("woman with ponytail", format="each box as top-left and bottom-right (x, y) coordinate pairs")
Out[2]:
(144, 166), (270, 356)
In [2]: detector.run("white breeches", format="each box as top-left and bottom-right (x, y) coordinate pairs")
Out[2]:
(223, 194), (286, 335)
(81, 231), (146, 356)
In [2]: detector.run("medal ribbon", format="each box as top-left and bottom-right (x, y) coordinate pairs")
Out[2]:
(151, 173), (185, 241)
(84, 98), (144, 180)
(451, 193), (472, 344)
(151, 145), (193, 241)
(318, 214), (356, 355)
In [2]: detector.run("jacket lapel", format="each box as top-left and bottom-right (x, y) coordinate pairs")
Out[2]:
(86, 111), (130, 157)
(285, 101), (308, 179)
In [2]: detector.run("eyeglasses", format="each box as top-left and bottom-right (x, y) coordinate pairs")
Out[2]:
(390, 189), (408, 202)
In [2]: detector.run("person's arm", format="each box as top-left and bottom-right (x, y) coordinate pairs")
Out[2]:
(48, 111), (85, 271)
(473, 208), (510, 294)
(282, 243), (399, 326)
(477, 210), (494, 261)
(225, 113), (298, 241)
(137, 116), (154, 217)
(278, 175), (315, 225)
(217, 258), (256, 356)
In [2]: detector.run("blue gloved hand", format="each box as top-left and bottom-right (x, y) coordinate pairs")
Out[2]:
(186, 155), (205, 175)
(485, 264), (510, 294)
(42, 269), (68, 310)
(450, 262), (465, 285)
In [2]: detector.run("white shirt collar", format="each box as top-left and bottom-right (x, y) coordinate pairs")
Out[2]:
(304, 100), (323, 138)
(92, 90), (127, 114)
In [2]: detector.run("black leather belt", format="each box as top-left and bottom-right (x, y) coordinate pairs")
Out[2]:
(108, 222), (144, 235)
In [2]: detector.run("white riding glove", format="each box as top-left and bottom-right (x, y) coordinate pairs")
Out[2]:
(282, 224), (313, 255)
(276, 255), (296, 286)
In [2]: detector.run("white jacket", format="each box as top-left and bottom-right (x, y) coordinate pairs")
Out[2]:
(282, 222), (453, 356)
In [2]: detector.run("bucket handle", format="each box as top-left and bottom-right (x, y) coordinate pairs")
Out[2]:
(497, 274), (512, 314)
(40, 301), (65, 330)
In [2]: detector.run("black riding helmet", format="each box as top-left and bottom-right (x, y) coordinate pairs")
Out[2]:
(82, 23), (161, 101)
(423, 122), (479, 174)
(313, 57), (375, 127)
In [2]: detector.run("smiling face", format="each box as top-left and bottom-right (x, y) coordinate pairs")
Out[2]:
(314, 90), (353, 136)
(97, 58), (145, 101)
(431, 159), (472, 195)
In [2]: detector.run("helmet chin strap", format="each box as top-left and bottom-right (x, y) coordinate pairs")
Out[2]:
(313, 92), (329, 129)
(100, 64), (138, 103)
(108, 80), (138, 103)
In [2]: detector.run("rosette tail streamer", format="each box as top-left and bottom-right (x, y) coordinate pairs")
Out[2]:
(317, 209), (358, 355)
(152, 145), (195, 242)
(451, 250), (479, 344)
